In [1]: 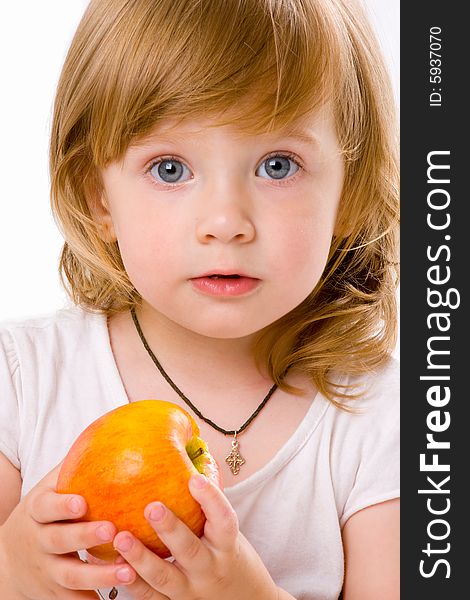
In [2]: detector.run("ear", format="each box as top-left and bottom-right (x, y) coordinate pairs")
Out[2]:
(93, 195), (117, 244)
(333, 216), (353, 239)
(333, 191), (356, 239)
(84, 172), (117, 243)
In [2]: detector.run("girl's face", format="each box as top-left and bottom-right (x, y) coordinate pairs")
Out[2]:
(98, 107), (344, 339)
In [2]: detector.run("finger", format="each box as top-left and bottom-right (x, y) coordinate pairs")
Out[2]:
(125, 576), (170, 600)
(49, 591), (100, 600)
(113, 531), (185, 595)
(49, 590), (102, 599)
(53, 554), (137, 591)
(144, 501), (211, 574)
(40, 520), (117, 554)
(38, 461), (64, 488)
(29, 488), (87, 524)
(82, 550), (126, 565)
(188, 474), (239, 551)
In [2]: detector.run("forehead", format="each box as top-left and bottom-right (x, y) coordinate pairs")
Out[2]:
(129, 103), (338, 151)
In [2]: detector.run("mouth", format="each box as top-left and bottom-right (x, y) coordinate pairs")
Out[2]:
(205, 274), (241, 280)
(196, 270), (252, 279)
(190, 272), (260, 297)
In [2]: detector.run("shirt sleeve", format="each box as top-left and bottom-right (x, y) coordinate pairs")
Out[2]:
(339, 360), (400, 528)
(0, 327), (21, 469)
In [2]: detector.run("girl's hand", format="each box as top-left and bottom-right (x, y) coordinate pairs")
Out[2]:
(112, 473), (279, 600)
(0, 463), (137, 599)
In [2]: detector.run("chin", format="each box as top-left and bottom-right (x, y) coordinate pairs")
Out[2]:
(186, 320), (262, 340)
(141, 296), (298, 340)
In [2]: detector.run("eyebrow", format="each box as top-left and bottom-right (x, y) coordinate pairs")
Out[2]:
(279, 129), (320, 148)
(128, 132), (186, 151)
(128, 126), (320, 152)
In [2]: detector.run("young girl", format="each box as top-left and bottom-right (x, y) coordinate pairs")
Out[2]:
(0, 0), (399, 599)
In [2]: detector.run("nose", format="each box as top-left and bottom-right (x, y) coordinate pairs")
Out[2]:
(195, 181), (256, 244)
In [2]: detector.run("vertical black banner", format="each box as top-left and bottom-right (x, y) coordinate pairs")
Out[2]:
(401, 2), (467, 597)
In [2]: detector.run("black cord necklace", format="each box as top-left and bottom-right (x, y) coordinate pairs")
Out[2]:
(131, 307), (278, 475)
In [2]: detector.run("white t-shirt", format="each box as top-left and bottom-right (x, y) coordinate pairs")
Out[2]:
(0, 307), (399, 600)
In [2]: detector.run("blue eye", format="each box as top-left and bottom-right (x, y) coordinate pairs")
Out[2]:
(149, 158), (192, 184)
(256, 155), (300, 180)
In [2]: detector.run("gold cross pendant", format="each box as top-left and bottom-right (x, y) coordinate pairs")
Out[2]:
(225, 434), (245, 475)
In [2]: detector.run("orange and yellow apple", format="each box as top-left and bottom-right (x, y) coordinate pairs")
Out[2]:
(57, 400), (222, 560)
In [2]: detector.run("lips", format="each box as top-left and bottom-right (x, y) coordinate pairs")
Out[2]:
(197, 270), (251, 278)
(190, 272), (260, 296)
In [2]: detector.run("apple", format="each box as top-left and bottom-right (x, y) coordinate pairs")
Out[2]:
(57, 399), (222, 561)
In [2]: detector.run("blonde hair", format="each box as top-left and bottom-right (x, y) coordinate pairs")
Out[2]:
(50, 0), (399, 404)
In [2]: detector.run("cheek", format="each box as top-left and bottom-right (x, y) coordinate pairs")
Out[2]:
(278, 233), (330, 301)
(269, 204), (336, 284)
(112, 209), (181, 291)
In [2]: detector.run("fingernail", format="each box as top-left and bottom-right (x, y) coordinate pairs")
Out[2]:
(191, 474), (208, 489)
(68, 496), (82, 515)
(116, 566), (134, 583)
(148, 502), (166, 522)
(115, 535), (133, 552)
(96, 524), (114, 542)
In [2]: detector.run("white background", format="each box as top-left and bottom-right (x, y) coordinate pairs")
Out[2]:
(0, 0), (399, 323)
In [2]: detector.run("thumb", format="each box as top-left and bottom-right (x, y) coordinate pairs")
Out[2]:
(36, 460), (64, 492)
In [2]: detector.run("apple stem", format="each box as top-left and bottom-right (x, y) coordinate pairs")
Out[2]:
(189, 447), (205, 461)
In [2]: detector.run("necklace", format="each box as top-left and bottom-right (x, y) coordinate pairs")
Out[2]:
(130, 307), (278, 475)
